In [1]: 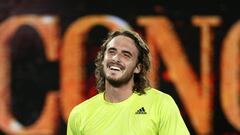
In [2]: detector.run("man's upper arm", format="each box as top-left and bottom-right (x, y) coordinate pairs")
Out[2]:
(158, 95), (190, 135)
(67, 107), (81, 135)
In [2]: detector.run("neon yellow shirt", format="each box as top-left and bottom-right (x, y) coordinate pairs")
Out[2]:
(67, 88), (190, 135)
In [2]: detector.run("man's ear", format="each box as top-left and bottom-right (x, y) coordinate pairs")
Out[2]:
(134, 63), (141, 74)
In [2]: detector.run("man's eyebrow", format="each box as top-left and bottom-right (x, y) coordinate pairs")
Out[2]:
(107, 47), (117, 51)
(122, 50), (133, 56)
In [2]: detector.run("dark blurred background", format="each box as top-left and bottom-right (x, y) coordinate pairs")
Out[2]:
(0, 0), (239, 134)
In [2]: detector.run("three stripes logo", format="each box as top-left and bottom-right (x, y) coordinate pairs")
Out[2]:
(135, 107), (147, 114)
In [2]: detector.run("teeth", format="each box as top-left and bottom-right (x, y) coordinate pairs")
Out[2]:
(110, 66), (121, 71)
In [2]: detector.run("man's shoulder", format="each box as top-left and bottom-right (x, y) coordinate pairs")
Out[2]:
(142, 87), (179, 113)
(145, 87), (170, 97)
(71, 93), (103, 112)
(143, 87), (173, 103)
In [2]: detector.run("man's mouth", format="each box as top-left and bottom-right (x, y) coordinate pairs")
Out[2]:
(107, 63), (124, 72)
(109, 66), (121, 71)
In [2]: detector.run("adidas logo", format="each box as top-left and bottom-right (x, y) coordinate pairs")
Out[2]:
(135, 107), (147, 114)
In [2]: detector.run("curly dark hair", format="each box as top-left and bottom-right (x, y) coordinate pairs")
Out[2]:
(95, 29), (151, 94)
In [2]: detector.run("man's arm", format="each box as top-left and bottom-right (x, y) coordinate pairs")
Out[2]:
(158, 95), (190, 135)
(67, 107), (81, 135)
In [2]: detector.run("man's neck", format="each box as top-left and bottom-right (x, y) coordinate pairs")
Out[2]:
(104, 81), (134, 103)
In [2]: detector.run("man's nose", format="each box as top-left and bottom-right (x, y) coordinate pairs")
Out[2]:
(112, 53), (120, 62)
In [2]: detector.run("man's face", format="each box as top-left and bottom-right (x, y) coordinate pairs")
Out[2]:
(102, 35), (140, 86)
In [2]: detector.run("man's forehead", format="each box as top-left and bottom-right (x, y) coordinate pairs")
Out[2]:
(107, 35), (136, 48)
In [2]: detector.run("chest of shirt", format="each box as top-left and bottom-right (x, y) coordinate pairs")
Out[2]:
(81, 104), (158, 135)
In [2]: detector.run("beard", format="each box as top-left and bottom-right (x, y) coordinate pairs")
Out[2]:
(103, 69), (134, 87)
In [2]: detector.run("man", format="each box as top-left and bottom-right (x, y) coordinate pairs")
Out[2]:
(67, 29), (190, 135)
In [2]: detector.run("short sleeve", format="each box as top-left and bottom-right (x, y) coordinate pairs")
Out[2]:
(158, 95), (190, 135)
(67, 107), (81, 135)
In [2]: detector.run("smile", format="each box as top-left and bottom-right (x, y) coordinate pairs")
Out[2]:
(109, 66), (121, 71)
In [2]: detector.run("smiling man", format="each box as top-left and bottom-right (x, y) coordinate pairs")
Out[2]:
(67, 30), (190, 135)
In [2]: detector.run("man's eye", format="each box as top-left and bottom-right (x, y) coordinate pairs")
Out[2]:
(108, 50), (115, 54)
(123, 53), (131, 58)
